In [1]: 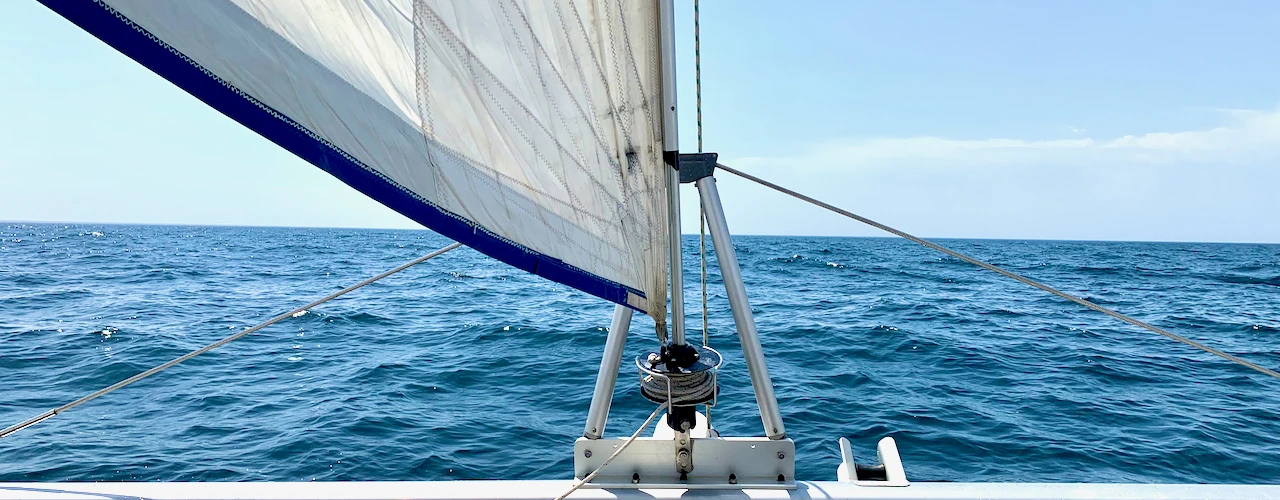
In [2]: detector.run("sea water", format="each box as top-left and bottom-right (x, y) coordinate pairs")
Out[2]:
(1, 223), (1277, 483)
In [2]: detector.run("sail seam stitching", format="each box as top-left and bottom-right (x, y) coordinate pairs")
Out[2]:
(86, 0), (644, 302)
(414, 2), (631, 237)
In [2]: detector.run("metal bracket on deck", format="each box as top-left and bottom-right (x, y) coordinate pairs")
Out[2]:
(836, 436), (909, 487)
(678, 153), (717, 183)
(574, 436), (795, 490)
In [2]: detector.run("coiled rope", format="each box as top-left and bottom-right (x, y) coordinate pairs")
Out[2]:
(0, 242), (463, 440)
(640, 369), (716, 407)
(554, 402), (668, 500)
(715, 163), (1280, 381)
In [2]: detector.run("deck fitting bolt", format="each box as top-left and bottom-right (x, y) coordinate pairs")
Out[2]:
(777, 451), (786, 459)
(584, 450), (592, 458)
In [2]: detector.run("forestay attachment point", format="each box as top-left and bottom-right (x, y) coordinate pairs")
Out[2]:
(678, 153), (718, 183)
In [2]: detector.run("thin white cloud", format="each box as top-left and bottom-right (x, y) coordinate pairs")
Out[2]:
(731, 106), (1280, 170)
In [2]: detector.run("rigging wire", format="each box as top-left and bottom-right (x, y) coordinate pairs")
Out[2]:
(714, 162), (1280, 381)
(554, 402), (669, 500)
(695, 0), (708, 348)
(0, 242), (464, 440)
(700, 214), (709, 348)
(693, 0), (714, 435)
(694, 0), (704, 155)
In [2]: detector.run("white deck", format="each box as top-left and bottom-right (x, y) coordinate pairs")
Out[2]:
(2, 481), (1279, 500)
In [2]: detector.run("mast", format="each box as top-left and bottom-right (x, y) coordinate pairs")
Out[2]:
(657, 0), (783, 439)
(659, 0), (686, 347)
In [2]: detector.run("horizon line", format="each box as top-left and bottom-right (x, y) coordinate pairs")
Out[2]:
(4, 219), (1278, 246)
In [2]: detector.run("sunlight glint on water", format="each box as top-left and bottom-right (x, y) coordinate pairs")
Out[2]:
(1, 223), (1278, 482)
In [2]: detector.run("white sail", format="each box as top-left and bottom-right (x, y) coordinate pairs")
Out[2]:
(42, 0), (669, 318)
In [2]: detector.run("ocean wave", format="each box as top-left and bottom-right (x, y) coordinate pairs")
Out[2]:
(1218, 274), (1280, 287)
(2, 225), (1278, 483)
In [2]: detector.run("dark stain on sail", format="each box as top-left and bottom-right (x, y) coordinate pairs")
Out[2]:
(624, 146), (639, 174)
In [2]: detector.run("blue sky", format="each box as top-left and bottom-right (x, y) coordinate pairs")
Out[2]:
(2, 1), (1279, 242)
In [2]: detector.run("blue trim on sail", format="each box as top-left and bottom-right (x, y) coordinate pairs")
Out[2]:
(39, 0), (646, 312)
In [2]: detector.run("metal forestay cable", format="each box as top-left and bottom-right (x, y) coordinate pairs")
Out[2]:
(0, 242), (464, 440)
(691, 0), (711, 347)
(693, 0), (713, 434)
(700, 215), (709, 348)
(694, 0), (709, 348)
(694, 0), (704, 155)
(553, 402), (668, 500)
(715, 163), (1280, 381)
